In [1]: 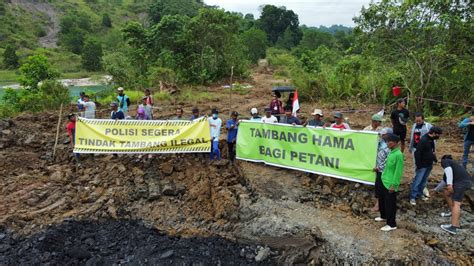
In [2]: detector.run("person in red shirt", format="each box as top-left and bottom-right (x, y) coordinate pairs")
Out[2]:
(66, 113), (80, 164)
(331, 112), (351, 130)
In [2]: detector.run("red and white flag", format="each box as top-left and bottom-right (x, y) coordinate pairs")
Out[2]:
(292, 90), (300, 116)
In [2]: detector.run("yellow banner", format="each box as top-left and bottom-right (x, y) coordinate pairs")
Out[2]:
(74, 117), (211, 153)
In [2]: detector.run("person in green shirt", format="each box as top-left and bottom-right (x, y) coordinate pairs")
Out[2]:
(375, 133), (404, 232)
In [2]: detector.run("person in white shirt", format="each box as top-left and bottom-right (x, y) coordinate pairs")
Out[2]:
(82, 95), (96, 119)
(208, 108), (222, 160)
(261, 108), (278, 123)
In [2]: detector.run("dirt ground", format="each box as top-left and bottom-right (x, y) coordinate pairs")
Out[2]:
(0, 71), (473, 264)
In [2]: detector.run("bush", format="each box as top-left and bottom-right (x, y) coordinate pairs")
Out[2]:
(19, 55), (60, 91)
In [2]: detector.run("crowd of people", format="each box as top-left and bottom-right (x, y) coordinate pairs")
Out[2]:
(69, 88), (473, 235)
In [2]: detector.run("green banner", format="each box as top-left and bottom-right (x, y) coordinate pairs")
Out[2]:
(236, 121), (379, 185)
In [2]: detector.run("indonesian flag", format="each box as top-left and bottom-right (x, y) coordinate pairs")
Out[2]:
(292, 90), (300, 116)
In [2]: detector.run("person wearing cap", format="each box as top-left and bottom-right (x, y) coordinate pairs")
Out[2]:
(137, 96), (152, 120)
(82, 95), (96, 119)
(190, 107), (201, 120)
(371, 127), (393, 212)
(458, 110), (474, 172)
(110, 102), (125, 120)
(390, 98), (409, 152)
(363, 114), (383, 132)
(171, 107), (185, 120)
(250, 108), (261, 121)
(410, 126), (443, 206)
(280, 106), (301, 125)
(306, 109), (325, 127)
(375, 133), (404, 232)
(226, 111), (240, 162)
(430, 155), (473, 235)
(117, 87), (131, 115)
(331, 112), (350, 130)
(208, 108), (222, 161)
(261, 108), (278, 124)
(269, 91), (283, 122)
(66, 113), (80, 164)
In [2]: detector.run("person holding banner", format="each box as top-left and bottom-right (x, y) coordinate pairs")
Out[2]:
(376, 134), (404, 232)
(226, 111), (240, 162)
(261, 108), (278, 123)
(280, 106), (301, 125)
(191, 107), (202, 120)
(171, 107), (186, 120)
(66, 113), (80, 165)
(250, 108), (261, 121)
(110, 102), (125, 120)
(208, 108), (222, 161)
(305, 109), (325, 127)
(371, 127), (393, 212)
(363, 114), (383, 132)
(331, 112), (350, 130)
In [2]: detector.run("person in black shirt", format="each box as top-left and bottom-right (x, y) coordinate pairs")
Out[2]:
(409, 126), (442, 205)
(432, 155), (473, 234)
(390, 98), (409, 152)
(459, 110), (474, 172)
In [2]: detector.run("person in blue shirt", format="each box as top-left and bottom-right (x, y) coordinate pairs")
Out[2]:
(280, 106), (301, 125)
(117, 87), (131, 115)
(191, 107), (201, 120)
(208, 108), (222, 160)
(110, 102), (125, 120)
(226, 111), (239, 162)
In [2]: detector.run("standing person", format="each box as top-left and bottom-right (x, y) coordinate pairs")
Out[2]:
(142, 89), (154, 119)
(77, 92), (86, 113)
(363, 114), (383, 132)
(305, 109), (325, 127)
(191, 107), (201, 120)
(226, 111), (239, 162)
(82, 95), (96, 119)
(432, 155), (473, 234)
(371, 127), (393, 212)
(391, 98), (409, 152)
(208, 108), (222, 161)
(285, 92), (294, 110)
(459, 110), (474, 172)
(410, 126), (443, 205)
(280, 107), (301, 125)
(331, 112), (350, 130)
(137, 96), (152, 120)
(249, 108), (261, 121)
(375, 134), (404, 232)
(171, 107), (185, 120)
(261, 108), (278, 123)
(269, 91), (283, 122)
(110, 102), (125, 120)
(117, 87), (131, 115)
(66, 113), (80, 165)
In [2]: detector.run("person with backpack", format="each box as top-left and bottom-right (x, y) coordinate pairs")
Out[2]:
(117, 87), (131, 115)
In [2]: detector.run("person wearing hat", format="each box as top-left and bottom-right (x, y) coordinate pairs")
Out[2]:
(331, 112), (350, 130)
(116, 87), (131, 115)
(261, 108), (278, 124)
(249, 108), (261, 121)
(306, 109), (325, 127)
(390, 98), (409, 152)
(110, 102), (125, 120)
(375, 133), (404, 232)
(280, 106), (301, 125)
(269, 91), (283, 122)
(459, 110), (474, 172)
(137, 96), (152, 120)
(190, 107), (201, 120)
(66, 113), (80, 164)
(226, 111), (240, 162)
(363, 114), (383, 132)
(208, 108), (222, 161)
(371, 127), (393, 212)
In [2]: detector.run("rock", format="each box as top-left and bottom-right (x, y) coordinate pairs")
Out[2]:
(406, 210), (416, 217)
(427, 238), (439, 247)
(212, 159), (229, 166)
(162, 182), (177, 196)
(321, 185), (331, 195)
(255, 247), (271, 262)
(148, 182), (161, 200)
(2, 129), (12, 135)
(160, 250), (174, 259)
(160, 162), (174, 175)
(66, 247), (91, 260)
(132, 167), (144, 177)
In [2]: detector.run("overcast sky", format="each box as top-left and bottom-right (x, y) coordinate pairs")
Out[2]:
(205, 0), (373, 27)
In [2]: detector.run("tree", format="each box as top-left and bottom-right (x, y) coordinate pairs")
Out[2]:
(82, 39), (103, 71)
(3, 44), (19, 69)
(148, 0), (202, 24)
(299, 29), (335, 50)
(240, 27), (268, 63)
(102, 13), (112, 28)
(19, 55), (59, 90)
(258, 5), (302, 45)
(58, 12), (91, 53)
